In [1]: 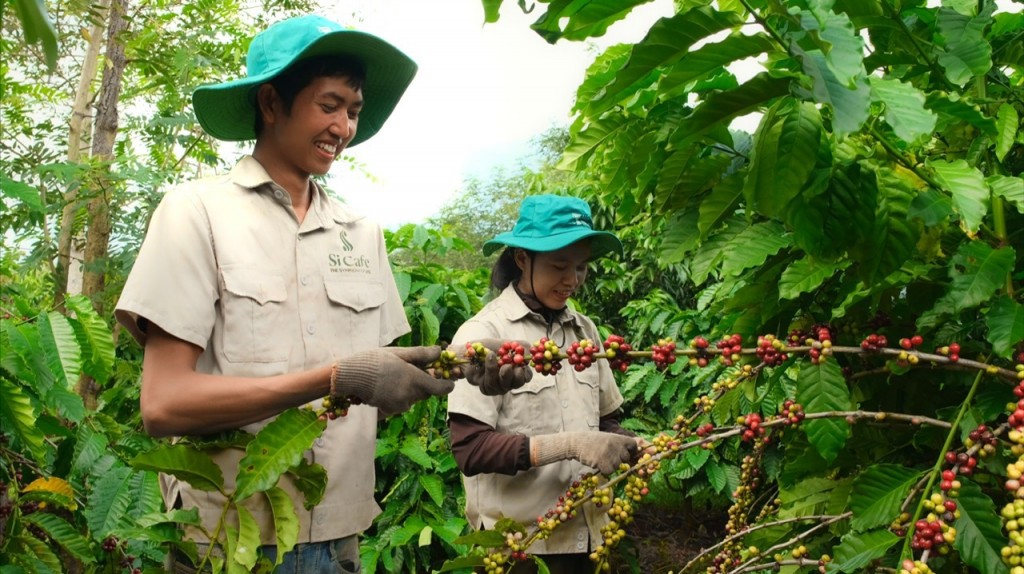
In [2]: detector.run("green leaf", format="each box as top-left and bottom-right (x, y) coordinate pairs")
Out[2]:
(990, 175), (1024, 213)
(587, 7), (745, 115)
(559, 115), (628, 170)
(0, 379), (47, 462)
(83, 466), (134, 537)
(995, 104), (1019, 162)
(929, 159), (989, 233)
(21, 513), (94, 564)
(11, 0), (57, 69)
(659, 209), (701, 265)
(419, 306), (440, 346)
(453, 529), (506, 547)
(400, 435), (434, 468)
(869, 77), (937, 143)
(287, 458), (327, 510)
(953, 478), (1010, 574)
(36, 311), (81, 391)
(746, 99), (823, 218)
(131, 443), (224, 492)
(720, 221), (792, 276)
(826, 529), (900, 573)
(440, 556), (487, 572)
(419, 474), (445, 507)
(233, 505), (260, 570)
(671, 74), (793, 147)
(803, 7), (865, 87)
(64, 294), (115, 384)
(925, 92), (997, 135)
(946, 242), (1016, 312)
(264, 487), (299, 567)
(698, 174), (744, 241)
(778, 256), (849, 300)
(660, 33), (775, 98)
(233, 408), (325, 502)
(706, 459), (728, 493)
(792, 46), (870, 134)
(529, 0), (652, 43)
(849, 464), (923, 531)
(224, 524), (248, 574)
(934, 6), (993, 86)
(11, 533), (63, 573)
(848, 165), (918, 285)
(986, 296), (1024, 359)
(797, 360), (851, 462)
(909, 189), (953, 225)
(0, 177), (44, 213)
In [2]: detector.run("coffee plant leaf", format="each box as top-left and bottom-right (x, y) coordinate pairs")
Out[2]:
(131, 443), (224, 492)
(797, 360), (852, 463)
(720, 221), (791, 277)
(287, 458), (326, 510)
(989, 174), (1024, 213)
(453, 528), (506, 547)
(995, 103), (1019, 162)
(934, 5), (994, 86)
(586, 7), (744, 116)
(83, 466), (134, 538)
(928, 159), (988, 233)
(745, 99), (822, 218)
(439, 555), (487, 572)
(643, 369), (666, 404)
(924, 91), (997, 135)
(21, 512), (94, 564)
(659, 33), (776, 101)
(780, 476), (844, 518)
(399, 435), (434, 469)
(233, 408), (324, 503)
(232, 504), (260, 570)
(663, 154), (733, 214)
(426, 516), (470, 545)
(690, 216), (745, 284)
(948, 242), (1016, 313)
(660, 208), (702, 265)
(908, 188), (953, 226)
(986, 295), (1024, 358)
(849, 165), (917, 285)
(779, 256), (848, 301)
(11, 532), (63, 572)
(705, 458), (729, 494)
(791, 46), (871, 135)
(264, 486), (298, 566)
(849, 464), (924, 532)
(223, 524), (247, 574)
(36, 311), (80, 396)
(868, 77), (937, 144)
(64, 294), (115, 384)
(559, 114), (628, 171)
(134, 508), (201, 529)
(825, 528), (901, 573)
(390, 515), (428, 546)
(419, 473), (445, 507)
(532, 554), (552, 574)
(952, 477), (1010, 574)
(0, 378), (47, 462)
(670, 73), (794, 148)
(698, 172), (744, 242)
(528, 0), (649, 43)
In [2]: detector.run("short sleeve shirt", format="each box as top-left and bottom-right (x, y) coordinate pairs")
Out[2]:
(115, 156), (410, 544)
(446, 286), (624, 554)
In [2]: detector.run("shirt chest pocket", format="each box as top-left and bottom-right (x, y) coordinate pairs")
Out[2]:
(219, 268), (289, 364)
(323, 278), (386, 347)
(575, 370), (602, 429)
(504, 377), (559, 434)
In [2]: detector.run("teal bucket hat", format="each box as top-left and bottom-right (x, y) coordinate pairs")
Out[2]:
(192, 14), (417, 146)
(483, 195), (623, 259)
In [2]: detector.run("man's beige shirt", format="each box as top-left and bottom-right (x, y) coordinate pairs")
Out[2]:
(115, 156), (410, 544)
(447, 286), (625, 555)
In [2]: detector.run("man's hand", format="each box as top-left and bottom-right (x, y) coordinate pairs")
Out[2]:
(333, 347), (454, 416)
(530, 431), (639, 475)
(450, 338), (532, 395)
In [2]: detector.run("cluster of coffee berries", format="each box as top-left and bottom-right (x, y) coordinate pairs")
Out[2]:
(1008, 379), (1024, 429)
(936, 342), (961, 363)
(944, 449), (978, 477)
(1000, 427), (1024, 568)
(923, 489), (961, 526)
(716, 334), (743, 366)
(529, 338), (562, 375)
(738, 413), (765, 442)
(806, 326), (833, 365)
(899, 559), (935, 574)
(319, 394), (357, 420)
(496, 341), (527, 368)
(965, 424), (998, 458)
(755, 335), (788, 366)
(938, 468), (963, 495)
(890, 511), (912, 537)
(694, 422), (716, 438)
(689, 336), (712, 368)
(860, 333), (888, 352)
(650, 432), (681, 454)
(566, 339), (599, 372)
(102, 536), (120, 552)
(602, 334), (632, 372)
(430, 349), (460, 379)
(482, 551), (508, 574)
(503, 530), (528, 562)
(693, 393), (716, 414)
(535, 475), (597, 537)
(464, 341), (490, 365)
(900, 335), (924, 350)
(911, 514), (957, 553)
(650, 338), (677, 371)
(779, 400), (805, 426)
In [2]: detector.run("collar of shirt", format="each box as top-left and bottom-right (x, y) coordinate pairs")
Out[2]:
(229, 155), (365, 229)
(495, 284), (581, 330)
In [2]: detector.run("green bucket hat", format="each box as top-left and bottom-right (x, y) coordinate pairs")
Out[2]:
(483, 195), (623, 259)
(192, 14), (417, 146)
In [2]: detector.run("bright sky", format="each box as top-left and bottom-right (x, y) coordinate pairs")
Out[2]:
(325, 0), (676, 229)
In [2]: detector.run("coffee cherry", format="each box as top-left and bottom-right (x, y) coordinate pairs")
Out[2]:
(602, 334), (633, 372)
(566, 339), (599, 372)
(651, 338), (677, 370)
(529, 338), (562, 375)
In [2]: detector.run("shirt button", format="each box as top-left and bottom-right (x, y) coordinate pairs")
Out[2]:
(315, 437), (325, 447)
(316, 513), (324, 525)
(273, 189), (284, 199)
(307, 324), (316, 335)
(577, 533), (585, 540)
(561, 400), (569, 408)
(300, 276), (309, 286)
(577, 542), (585, 550)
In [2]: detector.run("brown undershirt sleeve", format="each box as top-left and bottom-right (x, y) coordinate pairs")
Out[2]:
(449, 413), (531, 476)
(599, 409), (637, 438)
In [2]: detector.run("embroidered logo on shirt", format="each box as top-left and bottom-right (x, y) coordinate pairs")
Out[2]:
(340, 230), (354, 252)
(329, 231), (372, 274)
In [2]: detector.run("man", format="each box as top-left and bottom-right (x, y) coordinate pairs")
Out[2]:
(115, 14), (520, 573)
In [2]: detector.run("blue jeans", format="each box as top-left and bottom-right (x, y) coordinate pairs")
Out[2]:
(168, 536), (360, 573)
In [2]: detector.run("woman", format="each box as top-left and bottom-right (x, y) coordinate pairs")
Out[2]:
(447, 194), (642, 574)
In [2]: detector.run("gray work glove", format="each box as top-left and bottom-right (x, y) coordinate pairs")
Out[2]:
(450, 338), (532, 395)
(332, 347), (454, 416)
(530, 431), (639, 475)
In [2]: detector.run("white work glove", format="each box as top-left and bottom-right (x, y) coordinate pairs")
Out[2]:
(332, 347), (454, 416)
(530, 431), (639, 475)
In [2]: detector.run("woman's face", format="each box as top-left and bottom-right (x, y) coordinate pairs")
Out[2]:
(515, 240), (592, 310)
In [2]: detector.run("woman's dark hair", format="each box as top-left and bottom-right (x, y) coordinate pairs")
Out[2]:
(491, 247), (532, 291)
(253, 54), (367, 137)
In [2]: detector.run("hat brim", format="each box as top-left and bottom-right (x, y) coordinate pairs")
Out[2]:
(192, 30), (417, 146)
(483, 229), (623, 259)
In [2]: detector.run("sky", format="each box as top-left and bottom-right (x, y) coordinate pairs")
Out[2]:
(323, 0), (676, 229)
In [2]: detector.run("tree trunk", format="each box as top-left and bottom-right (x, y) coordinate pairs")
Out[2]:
(78, 0), (128, 407)
(55, 0), (110, 311)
